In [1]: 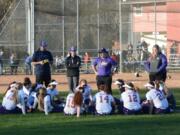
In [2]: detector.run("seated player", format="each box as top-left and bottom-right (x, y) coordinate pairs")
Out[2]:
(75, 79), (92, 112)
(121, 82), (141, 115)
(158, 80), (176, 112)
(113, 79), (126, 113)
(114, 79), (125, 94)
(92, 84), (115, 115)
(47, 80), (63, 107)
(22, 77), (32, 106)
(33, 87), (53, 115)
(64, 92), (76, 115)
(0, 82), (26, 115)
(16, 82), (26, 113)
(26, 83), (38, 112)
(22, 77), (32, 97)
(64, 90), (83, 117)
(142, 81), (169, 114)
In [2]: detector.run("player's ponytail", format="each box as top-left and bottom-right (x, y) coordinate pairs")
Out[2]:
(154, 80), (160, 90)
(73, 91), (83, 106)
(134, 86), (140, 92)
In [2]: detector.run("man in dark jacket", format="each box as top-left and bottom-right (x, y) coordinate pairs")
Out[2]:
(65, 46), (81, 93)
(144, 44), (167, 82)
(32, 40), (53, 87)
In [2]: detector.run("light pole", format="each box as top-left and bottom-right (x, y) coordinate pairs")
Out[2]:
(119, 0), (122, 72)
(97, 0), (100, 51)
(76, 0), (79, 54)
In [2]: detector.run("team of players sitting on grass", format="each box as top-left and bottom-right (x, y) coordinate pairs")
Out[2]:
(0, 77), (176, 117)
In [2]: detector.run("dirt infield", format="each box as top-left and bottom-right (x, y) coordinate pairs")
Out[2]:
(0, 72), (179, 93)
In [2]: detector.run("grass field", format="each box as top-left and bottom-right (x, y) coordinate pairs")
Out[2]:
(0, 89), (180, 135)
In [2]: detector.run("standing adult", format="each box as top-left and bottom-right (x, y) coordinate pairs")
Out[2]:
(92, 48), (117, 94)
(65, 46), (81, 93)
(83, 52), (91, 73)
(25, 54), (32, 75)
(9, 53), (18, 75)
(32, 40), (53, 87)
(144, 44), (167, 82)
(0, 49), (3, 75)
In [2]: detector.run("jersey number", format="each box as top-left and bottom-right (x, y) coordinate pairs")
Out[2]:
(100, 96), (109, 103)
(128, 94), (138, 102)
(157, 93), (164, 101)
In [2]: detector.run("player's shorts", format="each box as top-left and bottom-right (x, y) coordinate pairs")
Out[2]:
(123, 107), (141, 115)
(0, 105), (22, 114)
(154, 107), (170, 114)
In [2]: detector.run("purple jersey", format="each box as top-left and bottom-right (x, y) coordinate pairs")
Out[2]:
(92, 57), (117, 76)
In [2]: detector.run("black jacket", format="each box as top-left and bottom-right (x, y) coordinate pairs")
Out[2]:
(65, 55), (81, 77)
(32, 50), (53, 75)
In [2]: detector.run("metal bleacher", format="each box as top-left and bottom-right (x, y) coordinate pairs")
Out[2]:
(167, 54), (180, 71)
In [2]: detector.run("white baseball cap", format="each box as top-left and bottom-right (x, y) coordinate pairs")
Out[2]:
(10, 83), (17, 88)
(113, 79), (124, 85)
(49, 81), (58, 86)
(123, 84), (133, 89)
(144, 82), (154, 88)
(114, 81), (121, 85)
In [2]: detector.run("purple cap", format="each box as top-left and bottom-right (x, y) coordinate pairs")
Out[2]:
(98, 48), (108, 53)
(69, 46), (77, 52)
(40, 40), (48, 47)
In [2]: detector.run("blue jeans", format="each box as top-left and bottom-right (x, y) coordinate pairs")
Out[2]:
(25, 63), (32, 75)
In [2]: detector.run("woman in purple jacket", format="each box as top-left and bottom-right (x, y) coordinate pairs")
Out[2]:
(144, 44), (168, 82)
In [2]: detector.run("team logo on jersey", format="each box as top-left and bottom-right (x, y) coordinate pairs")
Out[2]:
(101, 61), (108, 66)
(156, 56), (160, 60)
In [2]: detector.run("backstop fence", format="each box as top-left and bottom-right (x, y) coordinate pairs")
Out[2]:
(0, 0), (180, 74)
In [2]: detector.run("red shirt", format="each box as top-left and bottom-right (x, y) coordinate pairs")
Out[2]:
(84, 55), (90, 64)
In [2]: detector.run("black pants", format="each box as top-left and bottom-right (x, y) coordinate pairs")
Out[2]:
(36, 73), (51, 87)
(96, 75), (112, 94)
(149, 72), (167, 82)
(167, 95), (176, 110)
(10, 66), (18, 75)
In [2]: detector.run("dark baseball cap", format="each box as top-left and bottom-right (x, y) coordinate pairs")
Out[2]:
(98, 48), (108, 53)
(40, 40), (48, 47)
(69, 46), (77, 52)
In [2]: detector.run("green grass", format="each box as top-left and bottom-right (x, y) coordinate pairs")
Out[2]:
(0, 89), (180, 135)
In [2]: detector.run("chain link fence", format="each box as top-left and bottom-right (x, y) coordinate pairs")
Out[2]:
(0, 0), (180, 74)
